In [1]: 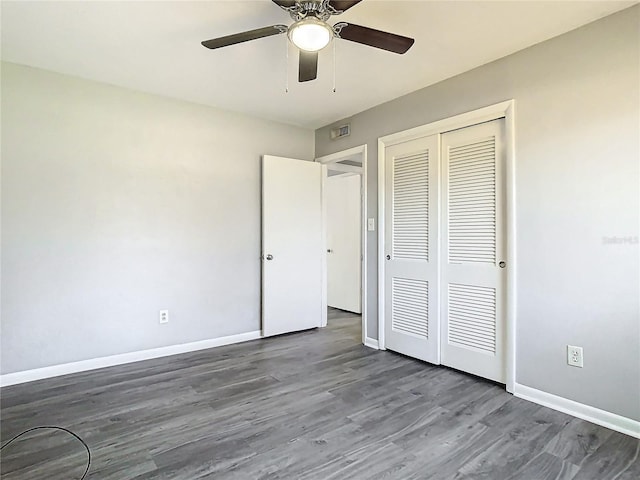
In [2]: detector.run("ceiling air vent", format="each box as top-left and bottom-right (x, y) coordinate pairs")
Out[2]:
(330, 124), (351, 140)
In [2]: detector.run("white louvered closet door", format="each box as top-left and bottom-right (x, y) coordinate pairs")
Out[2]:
(441, 119), (506, 383)
(384, 134), (439, 363)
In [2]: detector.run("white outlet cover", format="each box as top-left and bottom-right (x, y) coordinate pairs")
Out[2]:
(159, 310), (169, 324)
(567, 345), (583, 368)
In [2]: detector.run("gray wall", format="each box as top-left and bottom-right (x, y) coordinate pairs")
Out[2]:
(1, 62), (314, 374)
(316, 6), (639, 421)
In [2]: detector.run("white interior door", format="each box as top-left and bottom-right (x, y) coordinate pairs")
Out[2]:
(326, 174), (362, 313)
(441, 119), (506, 383)
(262, 155), (323, 337)
(383, 134), (440, 363)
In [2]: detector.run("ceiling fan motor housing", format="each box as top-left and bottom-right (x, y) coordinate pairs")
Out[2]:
(284, 1), (341, 22)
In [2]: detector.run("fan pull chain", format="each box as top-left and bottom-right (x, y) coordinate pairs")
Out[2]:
(285, 36), (289, 93)
(332, 39), (337, 93)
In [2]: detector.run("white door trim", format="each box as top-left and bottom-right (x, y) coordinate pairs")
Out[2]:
(325, 163), (363, 174)
(378, 100), (516, 392)
(316, 144), (369, 347)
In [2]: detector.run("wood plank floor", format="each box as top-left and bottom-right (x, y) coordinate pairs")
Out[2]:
(1, 310), (638, 479)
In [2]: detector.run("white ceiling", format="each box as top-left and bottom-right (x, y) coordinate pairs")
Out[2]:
(1, 0), (635, 129)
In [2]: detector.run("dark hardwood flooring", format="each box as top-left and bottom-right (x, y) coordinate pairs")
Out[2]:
(1, 310), (638, 479)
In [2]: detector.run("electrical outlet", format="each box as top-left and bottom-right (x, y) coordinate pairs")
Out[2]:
(567, 345), (583, 368)
(159, 310), (169, 324)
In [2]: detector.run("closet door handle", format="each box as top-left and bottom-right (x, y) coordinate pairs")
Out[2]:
(386, 255), (391, 260)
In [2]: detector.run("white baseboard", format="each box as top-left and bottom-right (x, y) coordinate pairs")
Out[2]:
(364, 337), (379, 350)
(513, 383), (640, 439)
(0, 330), (263, 388)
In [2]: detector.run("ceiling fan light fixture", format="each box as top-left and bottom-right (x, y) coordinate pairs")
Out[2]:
(288, 17), (333, 52)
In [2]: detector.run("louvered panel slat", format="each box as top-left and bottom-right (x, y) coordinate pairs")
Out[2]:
(449, 237), (496, 243)
(449, 327), (496, 343)
(392, 313), (428, 327)
(449, 169), (496, 180)
(450, 146), (495, 157)
(396, 176), (426, 185)
(394, 182), (428, 190)
(449, 206), (495, 212)
(449, 224), (493, 233)
(449, 216), (495, 222)
(450, 167), (494, 176)
(450, 138), (495, 153)
(450, 156), (496, 168)
(450, 184), (496, 194)
(396, 162), (428, 170)
(449, 145), (495, 156)
(450, 165), (495, 176)
(395, 170), (428, 178)
(449, 184), (496, 194)
(450, 154), (495, 165)
(450, 223), (495, 229)
(450, 163), (496, 175)
(450, 228), (495, 233)
(449, 189), (495, 197)
(449, 192), (495, 201)
(396, 167), (429, 174)
(446, 316), (496, 330)
(449, 225), (496, 230)
(392, 278), (429, 338)
(450, 283), (500, 294)
(393, 284), (430, 292)
(448, 283), (496, 354)
(450, 222), (495, 227)
(451, 150), (494, 159)
(450, 150), (495, 162)
(449, 176), (495, 186)
(449, 334), (496, 351)
(450, 304), (496, 317)
(448, 136), (496, 264)
(450, 224), (496, 229)
(393, 149), (430, 260)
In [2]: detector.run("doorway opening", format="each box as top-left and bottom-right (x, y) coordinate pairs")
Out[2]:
(316, 145), (369, 346)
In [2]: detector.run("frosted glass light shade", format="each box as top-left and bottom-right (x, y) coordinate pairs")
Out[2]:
(288, 17), (332, 52)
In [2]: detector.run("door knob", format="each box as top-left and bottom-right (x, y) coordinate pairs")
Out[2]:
(266, 254), (274, 261)
(327, 249), (333, 253)
(386, 255), (391, 260)
(499, 261), (506, 268)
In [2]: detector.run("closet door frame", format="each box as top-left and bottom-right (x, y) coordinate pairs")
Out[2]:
(377, 100), (516, 393)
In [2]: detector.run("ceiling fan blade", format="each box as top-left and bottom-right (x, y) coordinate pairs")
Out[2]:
(272, 0), (297, 9)
(201, 25), (287, 50)
(328, 1), (364, 13)
(335, 23), (414, 54)
(299, 51), (318, 82)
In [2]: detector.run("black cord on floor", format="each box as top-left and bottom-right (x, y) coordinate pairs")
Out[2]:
(1, 426), (91, 479)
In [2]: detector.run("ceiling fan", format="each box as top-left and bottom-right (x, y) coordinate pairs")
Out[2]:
(201, 0), (414, 83)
